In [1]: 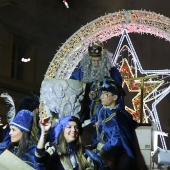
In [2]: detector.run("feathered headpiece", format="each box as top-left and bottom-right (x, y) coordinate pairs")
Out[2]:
(99, 76), (126, 97)
(0, 93), (15, 123)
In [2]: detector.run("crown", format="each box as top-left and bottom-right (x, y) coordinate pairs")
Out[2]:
(88, 41), (104, 57)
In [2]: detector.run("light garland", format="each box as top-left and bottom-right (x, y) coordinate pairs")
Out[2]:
(43, 10), (170, 80)
(152, 86), (170, 150)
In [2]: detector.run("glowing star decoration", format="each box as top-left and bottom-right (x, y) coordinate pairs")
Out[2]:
(120, 58), (164, 121)
(113, 29), (170, 149)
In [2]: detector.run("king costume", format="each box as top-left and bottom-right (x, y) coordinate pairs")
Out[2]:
(70, 41), (123, 121)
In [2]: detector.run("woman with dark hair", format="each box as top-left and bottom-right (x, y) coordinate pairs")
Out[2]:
(16, 95), (40, 142)
(0, 110), (40, 168)
(35, 115), (107, 170)
(0, 94), (40, 151)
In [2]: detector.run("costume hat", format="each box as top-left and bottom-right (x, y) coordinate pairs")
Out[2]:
(10, 110), (34, 132)
(54, 115), (83, 144)
(99, 76), (126, 96)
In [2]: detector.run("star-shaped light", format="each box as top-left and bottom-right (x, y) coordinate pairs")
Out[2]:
(113, 29), (170, 149)
(119, 58), (164, 121)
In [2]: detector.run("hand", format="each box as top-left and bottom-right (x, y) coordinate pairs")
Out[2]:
(39, 116), (52, 134)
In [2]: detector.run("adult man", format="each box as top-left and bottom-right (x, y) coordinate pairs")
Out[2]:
(91, 76), (137, 170)
(70, 41), (122, 120)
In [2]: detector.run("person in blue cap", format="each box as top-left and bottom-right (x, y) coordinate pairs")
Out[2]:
(0, 94), (40, 152)
(91, 76), (138, 170)
(35, 115), (108, 170)
(16, 95), (40, 142)
(0, 109), (40, 169)
(70, 41), (122, 121)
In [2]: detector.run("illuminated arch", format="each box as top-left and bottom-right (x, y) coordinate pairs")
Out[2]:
(44, 9), (170, 80)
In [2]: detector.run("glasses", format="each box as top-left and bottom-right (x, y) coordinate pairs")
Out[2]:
(100, 92), (113, 99)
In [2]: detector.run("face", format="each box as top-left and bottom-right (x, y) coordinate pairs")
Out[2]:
(100, 91), (117, 108)
(64, 121), (79, 143)
(91, 57), (102, 67)
(9, 126), (23, 143)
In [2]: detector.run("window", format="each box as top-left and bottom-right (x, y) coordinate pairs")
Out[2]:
(11, 44), (25, 80)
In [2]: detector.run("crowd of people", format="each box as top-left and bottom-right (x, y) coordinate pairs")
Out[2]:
(0, 41), (139, 170)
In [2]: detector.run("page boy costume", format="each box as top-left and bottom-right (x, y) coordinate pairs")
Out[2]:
(91, 76), (138, 169)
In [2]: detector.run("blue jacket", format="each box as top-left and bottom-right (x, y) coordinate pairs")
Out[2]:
(92, 104), (137, 159)
(35, 142), (108, 170)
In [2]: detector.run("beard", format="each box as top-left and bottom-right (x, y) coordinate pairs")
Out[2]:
(80, 49), (113, 84)
(82, 63), (110, 83)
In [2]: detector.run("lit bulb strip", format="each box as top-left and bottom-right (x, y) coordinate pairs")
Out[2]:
(152, 86), (170, 150)
(144, 104), (156, 123)
(113, 29), (170, 74)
